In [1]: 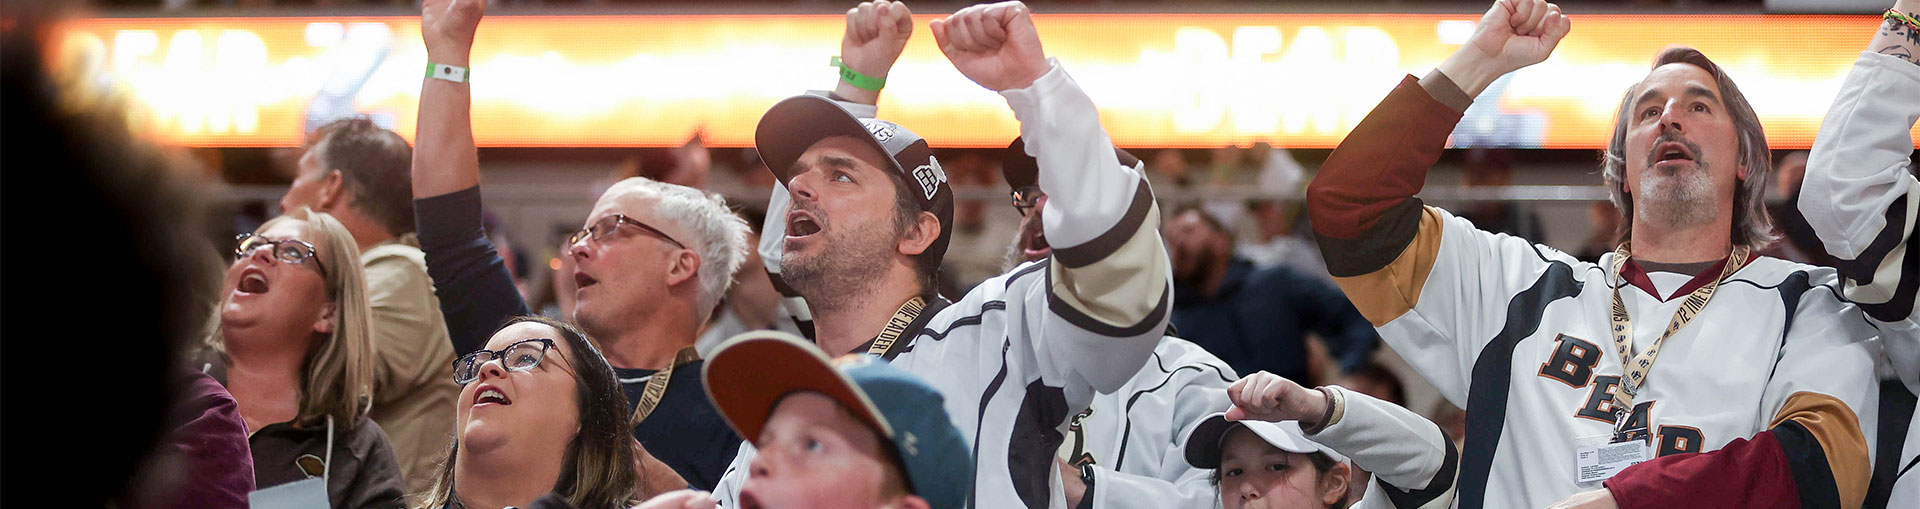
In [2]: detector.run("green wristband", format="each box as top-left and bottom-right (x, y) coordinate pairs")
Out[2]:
(830, 56), (885, 91)
(426, 62), (469, 83)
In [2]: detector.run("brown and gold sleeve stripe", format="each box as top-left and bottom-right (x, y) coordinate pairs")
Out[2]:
(1770, 391), (1872, 508)
(1329, 206), (1446, 327)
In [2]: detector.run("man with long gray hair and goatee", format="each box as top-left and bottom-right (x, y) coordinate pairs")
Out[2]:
(1306, 0), (1894, 507)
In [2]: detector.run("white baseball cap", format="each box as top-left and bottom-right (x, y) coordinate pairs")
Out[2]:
(1185, 412), (1347, 469)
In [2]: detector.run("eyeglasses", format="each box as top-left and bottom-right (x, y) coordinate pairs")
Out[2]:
(1011, 186), (1044, 216)
(452, 338), (573, 385)
(568, 214), (686, 249)
(235, 233), (329, 275)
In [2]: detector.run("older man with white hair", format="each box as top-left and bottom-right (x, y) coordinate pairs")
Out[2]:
(410, 0), (752, 491)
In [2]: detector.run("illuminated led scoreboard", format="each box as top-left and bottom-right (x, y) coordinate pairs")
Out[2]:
(54, 13), (1907, 148)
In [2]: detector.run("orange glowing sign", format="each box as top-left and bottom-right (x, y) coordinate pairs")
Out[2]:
(54, 13), (1904, 148)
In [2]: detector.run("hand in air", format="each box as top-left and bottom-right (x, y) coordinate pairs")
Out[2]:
(931, 1), (1051, 92)
(1224, 371), (1328, 428)
(841, 1), (915, 80)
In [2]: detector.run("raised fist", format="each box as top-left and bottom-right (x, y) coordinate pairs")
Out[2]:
(931, 1), (1050, 92)
(1463, 0), (1570, 78)
(422, 0), (485, 64)
(1224, 371), (1327, 426)
(841, 1), (915, 81)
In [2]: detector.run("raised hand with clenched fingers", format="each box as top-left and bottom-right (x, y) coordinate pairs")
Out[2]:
(835, 1), (915, 104)
(1224, 371), (1331, 430)
(930, 1), (1051, 92)
(421, 0), (485, 66)
(1437, 0), (1572, 97)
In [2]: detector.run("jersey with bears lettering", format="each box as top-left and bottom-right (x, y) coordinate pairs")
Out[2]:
(1309, 75), (1882, 508)
(1371, 208), (1878, 507)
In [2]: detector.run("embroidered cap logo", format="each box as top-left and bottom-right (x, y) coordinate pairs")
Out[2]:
(864, 120), (897, 142)
(913, 156), (946, 201)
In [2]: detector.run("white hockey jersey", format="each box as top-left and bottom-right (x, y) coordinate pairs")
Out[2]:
(1309, 75), (1883, 508)
(1366, 208), (1881, 507)
(1056, 336), (1235, 509)
(1311, 386), (1459, 509)
(1802, 51), (1920, 509)
(716, 60), (1174, 509)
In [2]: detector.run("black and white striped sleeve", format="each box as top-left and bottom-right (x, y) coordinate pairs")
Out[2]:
(1800, 51), (1920, 391)
(1003, 59), (1173, 394)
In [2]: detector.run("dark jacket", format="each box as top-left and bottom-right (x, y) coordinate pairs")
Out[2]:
(129, 370), (256, 509)
(203, 358), (408, 509)
(1171, 258), (1379, 382)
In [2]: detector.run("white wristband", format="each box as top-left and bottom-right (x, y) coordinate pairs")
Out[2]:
(426, 62), (469, 83)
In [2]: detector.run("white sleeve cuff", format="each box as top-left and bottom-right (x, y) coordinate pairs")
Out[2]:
(998, 58), (1067, 118)
(803, 89), (879, 119)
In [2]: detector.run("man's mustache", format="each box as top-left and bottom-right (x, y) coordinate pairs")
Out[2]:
(1644, 132), (1704, 168)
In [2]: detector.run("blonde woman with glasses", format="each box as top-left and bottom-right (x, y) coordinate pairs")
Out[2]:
(200, 208), (405, 508)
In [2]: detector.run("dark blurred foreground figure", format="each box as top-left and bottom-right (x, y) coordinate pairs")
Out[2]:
(1, 11), (248, 508)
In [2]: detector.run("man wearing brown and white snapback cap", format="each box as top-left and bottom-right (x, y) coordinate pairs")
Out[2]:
(711, 2), (1175, 508)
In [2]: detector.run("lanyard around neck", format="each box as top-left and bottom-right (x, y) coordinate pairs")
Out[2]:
(867, 296), (927, 357)
(1606, 242), (1749, 432)
(630, 345), (702, 426)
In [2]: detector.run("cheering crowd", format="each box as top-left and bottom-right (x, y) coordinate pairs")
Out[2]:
(28, 0), (1920, 508)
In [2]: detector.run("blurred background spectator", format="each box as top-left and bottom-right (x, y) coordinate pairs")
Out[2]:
(1166, 205), (1380, 385)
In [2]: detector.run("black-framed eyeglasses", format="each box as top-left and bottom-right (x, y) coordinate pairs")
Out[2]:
(568, 214), (686, 249)
(1012, 186), (1044, 217)
(452, 338), (573, 385)
(235, 233), (329, 275)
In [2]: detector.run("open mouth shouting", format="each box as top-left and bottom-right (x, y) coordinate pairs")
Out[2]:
(235, 266), (272, 296)
(1020, 221), (1051, 261)
(472, 383), (514, 408)
(1649, 139), (1698, 171)
(785, 208), (825, 242)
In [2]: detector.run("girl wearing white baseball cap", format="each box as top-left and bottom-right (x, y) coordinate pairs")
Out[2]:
(1186, 372), (1460, 509)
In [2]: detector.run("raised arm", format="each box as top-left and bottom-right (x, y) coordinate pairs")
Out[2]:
(757, 0), (910, 343)
(1306, 0), (1566, 274)
(1227, 371), (1460, 508)
(1302, 0), (1569, 399)
(936, 1), (1173, 392)
(1799, 0), (1920, 364)
(415, 0), (481, 198)
(411, 0), (530, 355)
(722, 5), (913, 506)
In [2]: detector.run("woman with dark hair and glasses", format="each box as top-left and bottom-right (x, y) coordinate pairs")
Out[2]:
(199, 208), (407, 508)
(418, 316), (644, 509)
